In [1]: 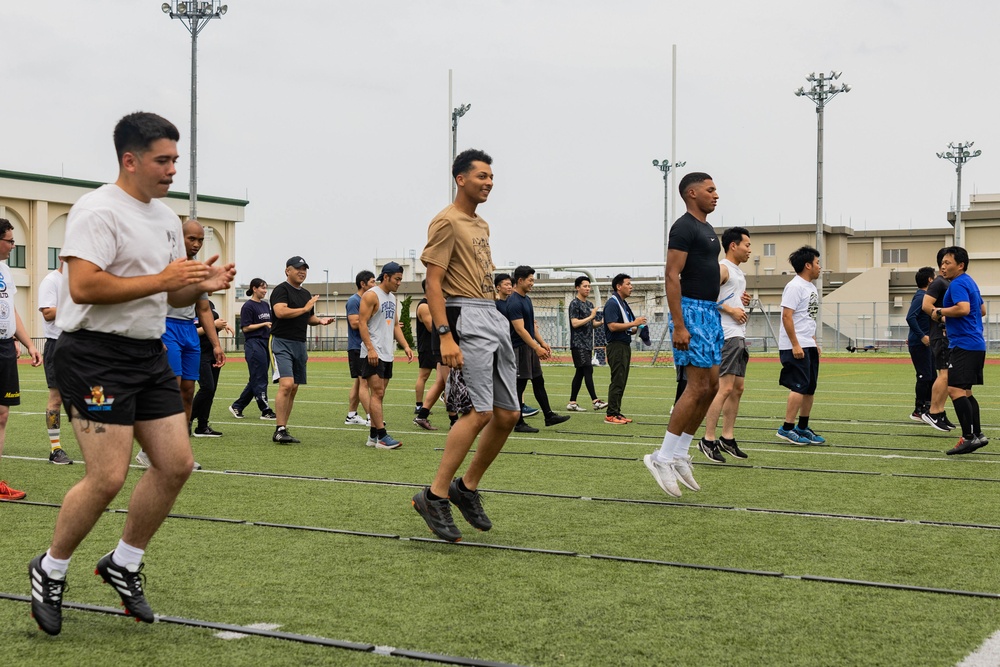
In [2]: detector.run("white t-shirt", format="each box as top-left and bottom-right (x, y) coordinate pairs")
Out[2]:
(57, 184), (183, 340)
(360, 285), (397, 362)
(38, 269), (65, 340)
(718, 258), (747, 340)
(778, 275), (819, 349)
(0, 263), (17, 340)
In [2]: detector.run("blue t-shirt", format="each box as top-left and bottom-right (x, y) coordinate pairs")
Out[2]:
(603, 294), (634, 344)
(505, 292), (535, 349)
(346, 293), (362, 351)
(943, 273), (985, 351)
(240, 299), (271, 341)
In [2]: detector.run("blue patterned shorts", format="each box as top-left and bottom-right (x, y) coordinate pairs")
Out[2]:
(669, 297), (724, 368)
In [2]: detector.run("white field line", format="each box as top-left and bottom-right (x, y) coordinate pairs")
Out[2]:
(956, 629), (1000, 666)
(215, 622), (282, 640)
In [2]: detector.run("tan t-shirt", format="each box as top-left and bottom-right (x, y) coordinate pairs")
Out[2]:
(420, 205), (496, 299)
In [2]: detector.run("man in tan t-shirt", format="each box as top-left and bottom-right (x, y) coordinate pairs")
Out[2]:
(411, 149), (519, 543)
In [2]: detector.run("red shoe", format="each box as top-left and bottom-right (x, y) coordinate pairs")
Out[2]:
(0, 480), (26, 501)
(604, 415), (628, 425)
(619, 415), (634, 423)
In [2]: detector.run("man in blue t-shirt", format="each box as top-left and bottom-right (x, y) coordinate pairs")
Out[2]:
(932, 247), (988, 455)
(344, 270), (375, 426)
(505, 265), (569, 432)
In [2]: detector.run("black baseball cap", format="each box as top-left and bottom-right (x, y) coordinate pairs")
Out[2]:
(286, 256), (309, 269)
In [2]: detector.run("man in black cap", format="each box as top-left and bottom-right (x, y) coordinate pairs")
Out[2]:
(269, 256), (333, 443)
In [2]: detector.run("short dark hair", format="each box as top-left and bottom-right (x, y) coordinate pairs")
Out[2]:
(679, 172), (712, 200)
(512, 265), (535, 284)
(611, 273), (631, 293)
(494, 273), (511, 288)
(788, 246), (820, 274)
(0, 218), (12, 237)
(355, 270), (375, 289)
(113, 112), (179, 163)
(942, 246), (969, 272)
(452, 149), (493, 179)
(574, 275), (590, 288)
(421, 279), (427, 292)
(936, 247), (949, 268)
(915, 266), (936, 289)
(721, 227), (750, 253)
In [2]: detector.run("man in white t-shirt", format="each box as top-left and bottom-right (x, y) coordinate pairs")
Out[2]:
(775, 246), (826, 446)
(700, 227), (752, 462)
(37, 265), (73, 465)
(0, 218), (43, 502)
(28, 112), (235, 637)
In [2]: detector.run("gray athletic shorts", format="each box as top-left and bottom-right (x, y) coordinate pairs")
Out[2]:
(445, 297), (518, 413)
(271, 336), (308, 385)
(719, 337), (749, 377)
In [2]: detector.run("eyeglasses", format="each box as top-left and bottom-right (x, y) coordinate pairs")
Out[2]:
(0, 238), (15, 245)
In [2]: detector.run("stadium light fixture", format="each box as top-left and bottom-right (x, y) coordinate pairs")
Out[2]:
(162, 0), (228, 220)
(652, 159), (686, 263)
(937, 141), (982, 247)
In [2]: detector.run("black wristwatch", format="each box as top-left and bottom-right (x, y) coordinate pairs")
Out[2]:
(935, 308), (942, 320)
(436, 325), (451, 335)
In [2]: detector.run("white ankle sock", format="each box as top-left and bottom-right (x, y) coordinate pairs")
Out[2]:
(673, 432), (694, 459)
(657, 432), (680, 460)
(41, 551), (70, 579)
(111, 540), (145, 571)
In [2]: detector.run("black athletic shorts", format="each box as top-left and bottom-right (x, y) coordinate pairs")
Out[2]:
(348, 348), (363, 378)
(56, 329), (183, 424)
(359, 358), (393, 380)
(0, 339), (21, 406)
(417, 347), (437, 370)
(571, 347), (592, 369)
(930, 337), (951, 371)
(43, 337), (60, 389)
(516, 345), (542, 380)
(947, 347), (985, 390)
(779, 347), (820, 396)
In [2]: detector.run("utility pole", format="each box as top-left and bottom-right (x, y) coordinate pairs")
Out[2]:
(795, 71), (850, 340)
(448, 70), (471, 201)
(937, 142), (982, 247)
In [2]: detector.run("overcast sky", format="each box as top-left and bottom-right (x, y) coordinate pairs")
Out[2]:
(3, 1), (998, 285)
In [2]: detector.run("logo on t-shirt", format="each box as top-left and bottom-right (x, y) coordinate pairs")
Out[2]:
(807, 292), (819, 320)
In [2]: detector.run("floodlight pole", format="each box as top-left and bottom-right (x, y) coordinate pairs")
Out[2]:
(652, 159), (686, 263)
(162, 1), (228, 221)
(937, 142), (982, 247)
(450, 102), (471, 200)
(795, 71), (850, 340)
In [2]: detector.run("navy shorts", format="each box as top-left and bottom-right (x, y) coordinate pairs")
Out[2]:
(779, 347), (820, 396)
(56, 330), (183, 424)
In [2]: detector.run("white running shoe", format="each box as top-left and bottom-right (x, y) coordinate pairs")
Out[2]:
(344, 414), (368, 425)
(592, 399), (608, 410)
(672, 455), (700, 492)
(135, 451), (151, 468)
(566, 402), (587, 412)
(643, 453), (681, 497)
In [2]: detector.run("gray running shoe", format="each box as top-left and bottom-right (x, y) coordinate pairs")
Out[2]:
(49, 448), (74, 465)
(412, 488), (462, 542)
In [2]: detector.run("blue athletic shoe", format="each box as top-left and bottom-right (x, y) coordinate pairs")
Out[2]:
(776, 427), (812, 446)
(521, 403), (540, 418)
(375, 434), (402, 450)
(794, 426), (826, 444)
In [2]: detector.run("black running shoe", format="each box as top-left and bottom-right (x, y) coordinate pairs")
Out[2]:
(946, 437), (979, 456)
(29, 553), (65, 635)
(448, 478), (492, 531)
(272, 428), (300, 444)
(49, 448), (74, 465)
(514, 422), (539, 433)
(921, 412), (953, 432)
(544, 413), (570, 427)
(697, 437), (726, 463)
(193, 425), (223, 438)
(718, 437), (748, 460)
(412, 488), (462, 542)
(95, 552), (154, 623)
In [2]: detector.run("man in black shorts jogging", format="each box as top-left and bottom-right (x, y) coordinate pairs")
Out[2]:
(412, 148), (520, 543)
(344, 270), (375, 426)
(921, 249), (958, 432)
(28, 112), (235, 636)
(932, 247), (988, 455)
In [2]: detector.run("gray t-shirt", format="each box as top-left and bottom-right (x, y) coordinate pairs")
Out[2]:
(57, 184), (183, 340)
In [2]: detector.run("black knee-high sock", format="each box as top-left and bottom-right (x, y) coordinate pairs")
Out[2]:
(531, 376), (554, 416)
(952, 396), (974, 438)
(969, 395), (981, 434)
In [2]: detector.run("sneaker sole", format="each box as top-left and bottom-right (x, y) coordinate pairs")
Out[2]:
(777, 433), (810, 446)
(193, 433), (223, 438)
(228, 406), (244, 419)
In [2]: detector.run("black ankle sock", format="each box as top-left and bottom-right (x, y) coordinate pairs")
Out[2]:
(426, 488), (444, 501)
(369, 427), (378, 439)
(417, 406), (431, 419)
(457, 477), (471, 492)
(783, 422), (794, 431)
(377, 428), (388, 438)
(797, 416), (810, 430)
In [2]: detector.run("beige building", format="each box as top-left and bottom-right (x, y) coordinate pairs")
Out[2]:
(0, 169), (247, 341)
